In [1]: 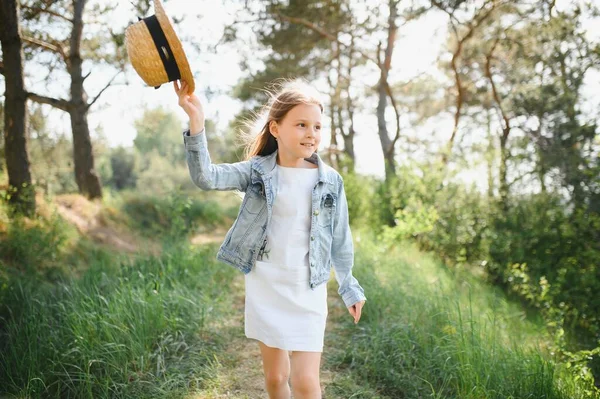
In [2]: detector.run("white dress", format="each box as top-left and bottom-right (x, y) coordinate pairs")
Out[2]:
(244, 163), (328, 352)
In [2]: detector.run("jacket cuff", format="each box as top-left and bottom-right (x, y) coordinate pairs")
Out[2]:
(182, 127), (207, 150)
(342, 288), (367, 309)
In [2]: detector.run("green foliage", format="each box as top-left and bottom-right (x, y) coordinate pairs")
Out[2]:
(133, 107), (186, 166)
(380, 194), (439, 242)
(327, 230), (598, 398)
(0, 181), (37, 218)
(0, 213), (70, 279)
(511, 22), (599, 207)
(134, 150), (194, 195)
(117, 191), (224, 240)
(418, 183), (491, 267)
(0, 243), (237, 398)
(231, 0), (351, 102)
(129, 107), (231, 195)
(27, 128), (78, 195)
(351, 162), (600, 385)
(108, 146), (137, 190)
(487, 196), (600, 373)
(338, 171), (374, 227)
(0, 102), (4, 173)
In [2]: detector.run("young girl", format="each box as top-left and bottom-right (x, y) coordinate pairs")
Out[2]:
(174, 78), (366, 399)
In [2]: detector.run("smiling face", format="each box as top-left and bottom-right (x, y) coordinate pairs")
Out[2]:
(269, 103), (322, 167)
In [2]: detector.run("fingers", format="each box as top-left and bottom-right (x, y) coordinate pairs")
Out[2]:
(355, 304), (362, 324)
(348, 305), (357, 322)
(175, 80), (191, 110)
(173, 80), (189, 96)
(348, 301), (364, 324)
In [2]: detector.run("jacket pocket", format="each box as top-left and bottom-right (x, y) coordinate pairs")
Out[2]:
(243, 182), (266, 215)
(317, 192), (336, 227)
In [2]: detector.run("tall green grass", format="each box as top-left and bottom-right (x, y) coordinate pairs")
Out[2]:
(0, 242), (237, 398)
(326, 229), (598, 399)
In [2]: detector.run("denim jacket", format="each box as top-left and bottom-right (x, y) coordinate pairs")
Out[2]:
(182, 128), (366, 308)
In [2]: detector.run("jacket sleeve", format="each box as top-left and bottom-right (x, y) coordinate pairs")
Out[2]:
(183, 127), (252, 192)
(330, 175), (367, 308)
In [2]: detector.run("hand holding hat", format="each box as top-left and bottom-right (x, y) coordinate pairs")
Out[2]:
(174, 80), (204, 134)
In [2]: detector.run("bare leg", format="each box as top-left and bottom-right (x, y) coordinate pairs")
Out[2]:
(258, 341), (291, 399)
(289, 350), (322, 399)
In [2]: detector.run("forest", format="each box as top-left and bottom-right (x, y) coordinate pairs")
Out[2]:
(1, 0), (599, 398)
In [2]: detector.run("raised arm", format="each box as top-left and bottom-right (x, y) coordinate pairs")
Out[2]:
(183, 127), (251, 191)
(176, 80), (251, 192)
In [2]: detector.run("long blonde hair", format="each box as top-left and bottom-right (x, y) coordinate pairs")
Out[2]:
(239, 78), (324, 161)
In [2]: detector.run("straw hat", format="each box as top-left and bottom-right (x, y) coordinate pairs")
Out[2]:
(125, 0), (195, 93)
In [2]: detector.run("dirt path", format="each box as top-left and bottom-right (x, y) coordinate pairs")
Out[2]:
(189, 264), (354, 398)
(54, 195), (142, 253)
(188, 271), (266, 398)
(51, 195), (365, 397)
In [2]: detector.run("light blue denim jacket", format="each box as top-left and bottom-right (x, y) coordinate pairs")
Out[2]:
(182, 127), (366, 308)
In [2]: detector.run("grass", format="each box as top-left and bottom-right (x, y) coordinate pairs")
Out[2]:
(101, 189), (240, 239)
(324, 227), (599, 399)
(0, 239), (238, 399)
(1, 190), (598, 398)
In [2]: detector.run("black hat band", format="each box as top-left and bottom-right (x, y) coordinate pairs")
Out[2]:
(141, 15), (181, 88)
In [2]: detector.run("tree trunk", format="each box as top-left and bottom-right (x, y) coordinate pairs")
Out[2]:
(343, 36), (357, 172)
(377, 75), (395, 179)
(70, 106), (102, 198)
(69, 0), (102, 199)
(328, 92), (339, 170)
(0, 0), (35, 216)
(326, 69), (340, 171)
(377, 0), (398, 181)
(485, 109), (495, 200)
(341, 123), (355, 169)
(499, 129), (509, 211)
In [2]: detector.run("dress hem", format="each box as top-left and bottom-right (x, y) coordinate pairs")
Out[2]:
(245, 332), (324, 352)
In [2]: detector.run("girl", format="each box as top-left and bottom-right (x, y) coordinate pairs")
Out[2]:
(174, 78), (366, 399)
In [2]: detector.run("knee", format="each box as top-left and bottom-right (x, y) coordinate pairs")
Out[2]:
(264, 370), (289, 390)
(291, 373), (320, 396)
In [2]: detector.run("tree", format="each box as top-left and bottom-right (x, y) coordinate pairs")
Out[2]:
(0, 0), (35, 216)
(19, 0), (129, 199)
(450, 0), (600, 209)
(109, 147), (136, 190)
(510, 4), (600, 210)
(133, 107), (187, 166)
(432, 0), (503, 164)
(226, 0), (361, 171)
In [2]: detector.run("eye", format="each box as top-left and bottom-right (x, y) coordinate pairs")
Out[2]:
(316, 125), (321, 130)
(298, 123), (306, 127)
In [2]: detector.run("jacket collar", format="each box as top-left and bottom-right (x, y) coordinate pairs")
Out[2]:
(251, 148), (334, 185)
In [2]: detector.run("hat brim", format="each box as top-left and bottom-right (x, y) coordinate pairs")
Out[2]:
(125, 0), (195, 93)
(153, 0), (195, 93)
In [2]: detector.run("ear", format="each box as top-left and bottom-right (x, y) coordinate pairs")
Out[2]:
(269, 120), (278, 136)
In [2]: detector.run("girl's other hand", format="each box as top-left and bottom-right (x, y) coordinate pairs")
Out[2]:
(174, 80), (205, 131)
(348, 300), (365, 324)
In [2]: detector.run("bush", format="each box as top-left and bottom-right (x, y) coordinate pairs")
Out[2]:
(486, 194), (600, 379)
(327, 230), (598, 398)
(0, 213), (70, 279)
(118, 191), (225, 239)
(357, 162), (600, 384)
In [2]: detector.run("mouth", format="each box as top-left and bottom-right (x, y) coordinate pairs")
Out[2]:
(301, 143), (314, 149)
